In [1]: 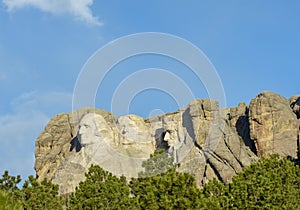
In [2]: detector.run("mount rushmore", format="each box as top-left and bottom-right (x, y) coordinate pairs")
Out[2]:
(34, 91), (300, 194)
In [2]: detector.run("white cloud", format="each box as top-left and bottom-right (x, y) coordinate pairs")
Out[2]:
(0, 90), (73, 180)
(3, 0), (101, 26)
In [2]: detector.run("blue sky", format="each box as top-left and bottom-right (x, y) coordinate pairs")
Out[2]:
(0, 1), (299, 181)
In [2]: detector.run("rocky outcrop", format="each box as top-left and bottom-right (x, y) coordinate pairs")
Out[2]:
(249, 91), (298, 158)
(34, 113), (73, 181)
(290, 95), (300, 119)
(34, 91), (300, 194)
(35, 108), (117, 181)
(226, 102), (256, 154)
(180, 99), (257, 185)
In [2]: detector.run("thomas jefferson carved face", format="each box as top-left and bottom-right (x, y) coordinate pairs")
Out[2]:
(117, 115), (150, 142)
(78, 113), (109, 147)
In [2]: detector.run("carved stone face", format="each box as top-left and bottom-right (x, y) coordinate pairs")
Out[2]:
(78, 113), (109, 146)
(74, 113), (156, 178)
(117, 115), (150, 142)
(78, 114), (98, 146)
(164, 130), (176, 147)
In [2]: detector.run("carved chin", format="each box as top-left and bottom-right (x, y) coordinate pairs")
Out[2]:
(79, 138), (91, 146)
(80, 140), (96, 147)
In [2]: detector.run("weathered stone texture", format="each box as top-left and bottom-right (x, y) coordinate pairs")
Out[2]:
(34, 91), (299, 194)
(249, 91), (298, 158)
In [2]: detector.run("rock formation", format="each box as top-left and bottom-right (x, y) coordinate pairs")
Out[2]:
(34, 91), (300, 194)
(290, 95), (300, 119)
(249, 92), (298, 157)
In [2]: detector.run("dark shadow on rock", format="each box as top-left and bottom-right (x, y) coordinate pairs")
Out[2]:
(155, 128), (169, 151)
(70, 136), (82, 152)
(236, 112), (257, 155)
(205, 153), (224, 182)
(182, 107), (199, 149)
(290, 97), (300, 119)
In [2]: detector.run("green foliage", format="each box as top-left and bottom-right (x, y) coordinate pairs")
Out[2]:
(21, 175), (63, 210)
(138, 149), (174, 178)
(1, 154), (299, 209)
(0, 170), (21, 192)
(0, 170), (23, 209)
(68, 165), (136, 210)
(202, 178), (228, 209)
(202, 154), (300, 209)
(0, 190), (23, 210)
(131, 168), (203, 209)
(130, 148), (203, 209)
(225, 154), (300, 209)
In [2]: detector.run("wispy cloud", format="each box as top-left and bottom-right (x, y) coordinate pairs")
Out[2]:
(0, 90), (72, 179)
(2, 0), (101, 26)
(0, 110), (49, 179)
(11, 91), (72, 113)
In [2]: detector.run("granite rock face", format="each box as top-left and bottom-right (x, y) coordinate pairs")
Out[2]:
(34, 113), (73, 182)
(34, 108), (116, 183)
(249, 91), (298, 158)
(34, 91), (300, 194)
(290, 95), (300, 119)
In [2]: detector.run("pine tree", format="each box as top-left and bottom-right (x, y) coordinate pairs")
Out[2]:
(21, 175), (63, 210)
(0, 170), (23, 208)
(0, 189), (23, 210)
(68, 165), (137, 209)
(130, 169), (202, 209)
(201, 154), (300, 209)
(138, 149), (174, 178)
(0, 170), (21, 193)
(226, 154), (300, 209)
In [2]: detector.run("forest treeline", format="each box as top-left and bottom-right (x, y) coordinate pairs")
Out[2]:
(1, 151), (300, 209)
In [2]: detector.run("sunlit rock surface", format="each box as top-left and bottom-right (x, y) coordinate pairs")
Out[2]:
(35, 91), (299, 194)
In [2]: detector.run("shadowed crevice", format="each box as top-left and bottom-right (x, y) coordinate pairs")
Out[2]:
(182, 108), (199, 149)
(235, 108), (257, 155)
(154, 128), (169, 151)
(70, 136), (82, 152)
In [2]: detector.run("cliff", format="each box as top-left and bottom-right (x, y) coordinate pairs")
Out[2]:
(34, 91), (300, 194)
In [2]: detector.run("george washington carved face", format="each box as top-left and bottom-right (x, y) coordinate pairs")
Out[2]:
(78, 113), (110, 147)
